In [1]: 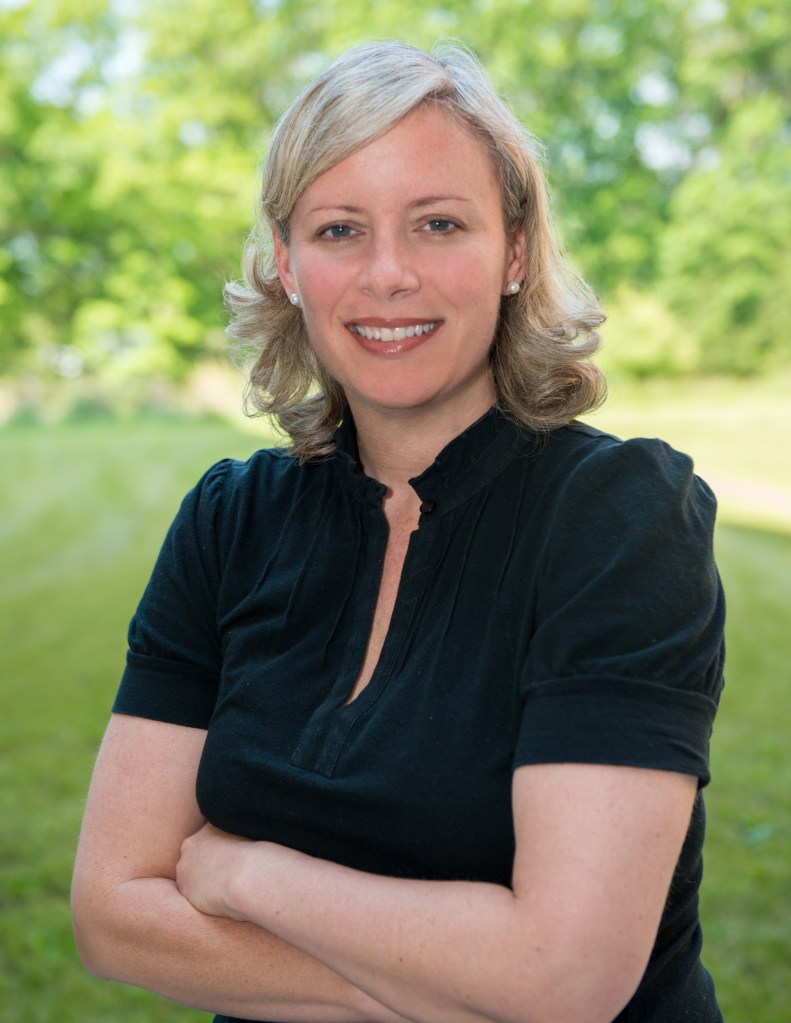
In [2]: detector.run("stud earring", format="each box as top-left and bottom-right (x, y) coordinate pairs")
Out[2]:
(289, 293), (300, 306)
(506, 281), (520, 295)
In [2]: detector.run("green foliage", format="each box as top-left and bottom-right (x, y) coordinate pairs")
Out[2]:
(0, 0), (789, 399)
(658, 93), (791, 374)
(598, 285), (701, 378)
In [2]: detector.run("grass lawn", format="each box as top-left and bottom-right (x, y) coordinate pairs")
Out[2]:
(584, 376), (791, 1020)
(1, 379), (789, 1020)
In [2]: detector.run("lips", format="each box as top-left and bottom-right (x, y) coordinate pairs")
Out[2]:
(348, 322), (441, 342)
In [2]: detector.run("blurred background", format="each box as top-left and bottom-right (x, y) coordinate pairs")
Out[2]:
(1, 0), (789, 1019)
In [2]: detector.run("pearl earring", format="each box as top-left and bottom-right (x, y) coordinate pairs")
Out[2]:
(506, 281), (520, 295)
(289, 293), (300, 306)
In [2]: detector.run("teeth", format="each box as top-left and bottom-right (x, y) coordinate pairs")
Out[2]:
(351, 322), (438, 341)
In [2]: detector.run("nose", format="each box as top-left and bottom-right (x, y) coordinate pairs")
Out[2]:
(357, 229), (420, 299)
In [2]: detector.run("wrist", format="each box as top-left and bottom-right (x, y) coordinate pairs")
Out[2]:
(223, 840), (261, 921)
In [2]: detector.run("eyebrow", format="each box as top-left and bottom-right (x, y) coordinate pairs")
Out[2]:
(411, 195), (473, 208)
(306, 195), (474, 216)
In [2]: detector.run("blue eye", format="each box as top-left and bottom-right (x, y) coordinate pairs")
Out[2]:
(323, 224), (354, 239)
(426, 219), (455, 232)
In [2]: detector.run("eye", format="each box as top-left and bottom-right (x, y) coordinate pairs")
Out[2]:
(320, 224), (355, 240)
(423, 218), (457, 233)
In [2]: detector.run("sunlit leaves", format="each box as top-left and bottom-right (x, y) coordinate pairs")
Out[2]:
(0, 0), (788, 389)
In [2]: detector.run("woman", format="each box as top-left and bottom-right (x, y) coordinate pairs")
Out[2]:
(72, 41), (725, 1023)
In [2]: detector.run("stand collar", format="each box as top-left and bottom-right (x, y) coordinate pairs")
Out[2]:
(332, 406), (538, 515)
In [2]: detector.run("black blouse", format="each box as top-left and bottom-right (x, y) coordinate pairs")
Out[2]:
(114, 407), (725, 1022)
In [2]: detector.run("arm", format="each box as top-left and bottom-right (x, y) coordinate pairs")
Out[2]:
(178, 762), (698, 1023)
(71, 713), (415, 1023)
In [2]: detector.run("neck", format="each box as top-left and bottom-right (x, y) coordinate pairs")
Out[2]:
(349, 398), (494, 495)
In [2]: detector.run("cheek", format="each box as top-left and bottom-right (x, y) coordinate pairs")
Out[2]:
(440, 246), (505, 304)
(290, 245), (340, 298)
(300, 268), (354, 337)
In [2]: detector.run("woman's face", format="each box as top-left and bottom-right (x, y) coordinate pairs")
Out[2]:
(275, 104), (525, 427)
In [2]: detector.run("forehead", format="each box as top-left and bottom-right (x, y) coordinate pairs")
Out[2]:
(296, 105), (501, 211)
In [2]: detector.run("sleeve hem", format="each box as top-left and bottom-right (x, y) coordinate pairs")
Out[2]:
(514, 674), (718, 785)
(112, 654), (219, 730)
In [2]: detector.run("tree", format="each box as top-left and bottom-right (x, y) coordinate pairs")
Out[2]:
(1, 0), (788, 402)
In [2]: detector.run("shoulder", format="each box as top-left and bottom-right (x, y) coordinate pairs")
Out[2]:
(522, 422), (721, 608)
(173, 446), (345, 566)
(183, 446), (307, 520)
(518, 422), (725, 780)
(193, 445), (299, 498)
(540, 420), (695, 485)
(534, 421), (716, 530)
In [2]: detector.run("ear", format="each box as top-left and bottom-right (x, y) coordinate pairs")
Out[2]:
(273, 227), (297, 298)
(503, 222), (527, 293)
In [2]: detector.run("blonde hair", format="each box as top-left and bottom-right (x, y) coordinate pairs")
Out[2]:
(225, 40), (606, 459)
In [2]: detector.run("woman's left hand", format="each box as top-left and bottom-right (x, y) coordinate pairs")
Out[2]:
(176, 822), (253, 920)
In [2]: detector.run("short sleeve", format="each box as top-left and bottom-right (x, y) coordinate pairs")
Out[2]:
(112, 460), (233, 728)
(515, 436), (725, 785)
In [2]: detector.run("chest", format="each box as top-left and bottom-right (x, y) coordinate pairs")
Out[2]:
(197, 487), (541, 883)
(345, 513), (413, 703)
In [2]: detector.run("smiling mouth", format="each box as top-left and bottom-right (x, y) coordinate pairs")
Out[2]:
(349, 322), (441, 341)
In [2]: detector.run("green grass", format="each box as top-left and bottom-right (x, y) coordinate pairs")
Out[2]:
(584, 372), (791, 533)
(584, 376), (791, 1018)
(701, 524), (791, 1019)
(0, 417), (267, 1023)
(1, 382), (789, 1020)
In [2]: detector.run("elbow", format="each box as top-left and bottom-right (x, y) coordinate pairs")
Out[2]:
(71, 897), (111, 979)
(495, 976), (637, 1023)
(535, 954), (642, 1023)
(72, 926), (110, 980)
(70, 876), (127, 981)
(487, 932), (645, 1023)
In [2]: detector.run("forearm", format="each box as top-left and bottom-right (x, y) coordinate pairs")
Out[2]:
(72, 873), (414, 1023)
(175, 767), (692, 1023)
(226, 845), (548, 1023)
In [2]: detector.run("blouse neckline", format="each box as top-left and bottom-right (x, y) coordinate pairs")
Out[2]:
(332, 405), (538, 515)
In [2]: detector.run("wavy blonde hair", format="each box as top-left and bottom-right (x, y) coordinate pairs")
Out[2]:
(225, 40), (605, 460)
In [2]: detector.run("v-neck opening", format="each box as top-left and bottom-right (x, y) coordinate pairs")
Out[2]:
(289, 516), (431, 776)
(288, 405), (538, 777)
